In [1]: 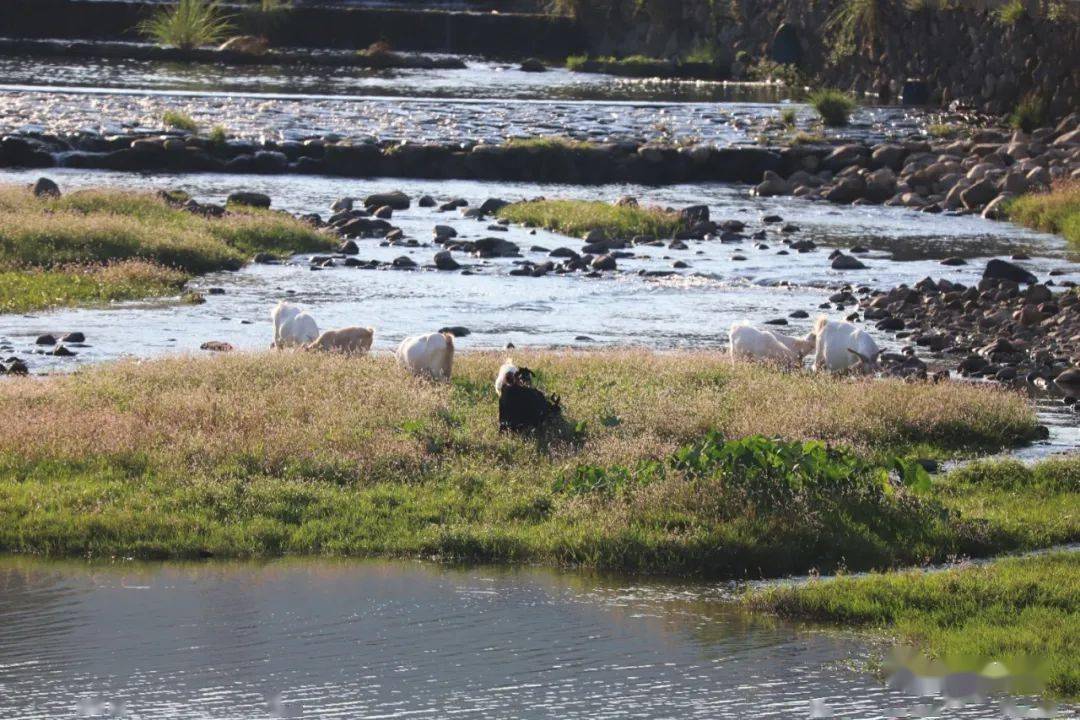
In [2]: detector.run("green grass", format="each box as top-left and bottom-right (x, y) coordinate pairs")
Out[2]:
(825, 0), (884, 58)
(0, 185), (332, 312)
(138, 0), (234, 50)
(0, 351), (1049, 571)
(163, 110), (199, 133)
(927, 122), (960, 138)
(809, 88), (856, 127)
(780, 107), (797, 128)
(497, 199), (684, 239)
(744, 551), (1079, 697)
(994, 0), (1027, 25)
(207, 124), (228, 146)
(1010, 93), (1047, 133)
(1006, 181), (1080, 246)
(0, 261), (188, 314)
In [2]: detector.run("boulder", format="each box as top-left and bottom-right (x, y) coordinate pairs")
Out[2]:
(825, 176), (865, 203)
(519, 58), (547, 72)
(392, 255), (418, 269)
(983, 258), (1037, 285)
(365, 190), (410, 210)
(479, 198), (509, 214)
(753, 170), (791, 197)
(831, 253), (867, 270)
(472, 237), (520, 257)
(433, 250), (460, 271)
(959, 179), (997, 209)
(591, 254), (617, 271)
(864, 168), (896, 203)
(226, 191), (271, 208)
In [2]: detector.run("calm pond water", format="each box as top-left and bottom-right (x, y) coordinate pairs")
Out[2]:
(0, 557), (1072, 719)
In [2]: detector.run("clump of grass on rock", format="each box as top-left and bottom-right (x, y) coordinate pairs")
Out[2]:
(0, 186), (332, 311)
(497, 199), (684, 239)
(0, 351), (1044, 569)
(163, 110), (199, 133)
(809, 88), (856, 127)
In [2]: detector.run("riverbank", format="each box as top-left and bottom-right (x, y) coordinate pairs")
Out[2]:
(1, 350), (1064, 571)
(746, 550), (1079, 698)
(0, 184), (332, 312)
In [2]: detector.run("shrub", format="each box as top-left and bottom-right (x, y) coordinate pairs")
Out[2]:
(994, 0), (1026, 25)
(207, 124), (228, 146)
(683, 41), (723, 65)
(1010, 93), (1047, 133)
(162, 110), (198, 133)
(780, 107), (797, 127)
(826, 0), (884, 58)
(809, 88), (856, 127)
(138, 0), (234, 50)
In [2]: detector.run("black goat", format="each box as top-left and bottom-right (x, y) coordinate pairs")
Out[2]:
(498, 367), (561, 433)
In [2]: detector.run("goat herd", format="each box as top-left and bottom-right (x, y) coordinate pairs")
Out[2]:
(271, 300), (883, 433)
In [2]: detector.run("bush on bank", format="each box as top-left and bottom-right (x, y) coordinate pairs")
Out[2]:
(1006, 181), (1080, 247)
(0, 351), (1051, 570)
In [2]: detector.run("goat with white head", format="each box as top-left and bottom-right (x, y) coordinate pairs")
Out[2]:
(728, 322), (816, 366)
(271, 301), (319, 349)
(495, 359), (535, 396)
(396, 332), (455, 380)
(813, 316), (882, 373)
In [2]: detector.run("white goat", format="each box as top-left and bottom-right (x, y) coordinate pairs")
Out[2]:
(396, 332), (455, 380)
(305, 326), (375, 355)
(728, 322), (815, 366)
(271, 300), (302, 348)
(813, 316), (882, 373)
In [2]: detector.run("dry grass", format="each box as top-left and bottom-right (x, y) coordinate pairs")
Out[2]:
(0, 351), (1037, 472)
(0, 351), (1046, 569)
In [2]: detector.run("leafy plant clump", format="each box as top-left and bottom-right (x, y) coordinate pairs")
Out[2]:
(138, 0), (234, 50)
(809, 88), (856, 127)
(994, 0), (1027, 25)
(1010, 93), (1047, 133)
(163, 110), (199, 132)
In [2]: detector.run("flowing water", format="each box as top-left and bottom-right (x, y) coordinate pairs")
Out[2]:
(0, 557), (1073, 720)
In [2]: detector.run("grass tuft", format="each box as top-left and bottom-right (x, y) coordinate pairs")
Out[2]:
(163, 110), (198, 133)
(809, 88), (856, 127)
(1010, 93), (1047, 133)
(138, 0), (234, 50)
(497, 199), (684, 239)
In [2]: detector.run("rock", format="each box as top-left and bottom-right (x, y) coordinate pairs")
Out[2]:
(831, 253), (867, 270)
(339, 240), (359, 255)
(418, 195), (436, 208)
(373, 205), (394, 219)
(35, 334), (56, 345)
(822, 144), (868, 172)
(392, 255), (417, 269)
(549, 247), (579, 259)
(615, 196), (638, 207)
(433, 225), (457, 239)
(226, 191), (271, 208)
(472, 237), (520, 258)
(764, 318), (788, 325)
(941, 256), (967, 266)
(1054, 368), (1080, 391)
(770, 23), (801, 65)
(871, 144), (905, 171)
(49, 345), (76, 357)
(433, 250), (460, 271)
(6, 358), (28, 375)
(519, 58), (546, 72)
(789, 310), (809, 319)
(900, 78), (930, 105)
(200, 341), (234, 352)
(218, 35), (268, 55)
(31, 177), (60, 197)
(591, 254), (617, 271)
(365, 191), (410, 210)
(330, 197), (354, 212)
(753, 170), (791, 197)
(825, 176), (865, 204)
(864, 168), (896, 203)
(959, 179), (997, 209)
(479, 198), (509, 214)
(61, 332), (85, 343)
(984, 258), (1037, 285)
(761, 214), (783, 224)
(680, 205), (710, 224)
(981, 194), (1012, 220)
